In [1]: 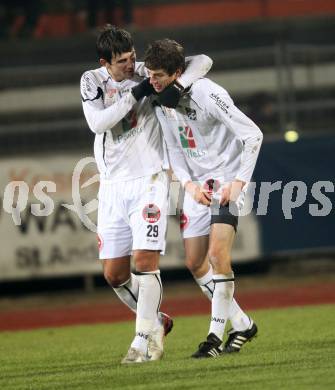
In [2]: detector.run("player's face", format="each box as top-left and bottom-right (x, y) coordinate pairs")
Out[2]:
(148, 69), (179, 93)
(102, 49), (136, 81)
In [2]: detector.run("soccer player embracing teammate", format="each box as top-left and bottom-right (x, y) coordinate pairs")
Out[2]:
(80, 25), (212, 363)
(144, 39), (263, 358)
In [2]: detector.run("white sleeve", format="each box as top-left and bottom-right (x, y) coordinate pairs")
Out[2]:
(135, 55), (212, 86)
(80, 71), (137, 135)
(134, 61), (148, 77)
(208, 91), (263, 183)
(178, 55), (213, 88)
(157, 111), (192, 186)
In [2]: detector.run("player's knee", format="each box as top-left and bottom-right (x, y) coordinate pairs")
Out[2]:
(185, 257), (202, 274)
(208, 249), (232, 274)
(134, 251), (159, 272)
(135, 261), (156, 273)
(208, 247), (230, 266)
(103, 269), (128, 288)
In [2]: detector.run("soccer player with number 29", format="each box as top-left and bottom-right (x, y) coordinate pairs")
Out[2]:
(80, 25), (212, 363)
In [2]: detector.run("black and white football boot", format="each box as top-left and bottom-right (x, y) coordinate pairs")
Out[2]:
(223, 321), (258, 353)
(191, 333), (223, 358)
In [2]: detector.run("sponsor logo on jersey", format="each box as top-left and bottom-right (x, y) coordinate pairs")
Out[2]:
(180, 210), (189, 230)
(209, 93), (231, 117)
(122, 109), (138, 133)
(179, 126), (196, 148)
(185, 107), (197, 120)
(185, 149), (206, 158)
(82, 72), (92, 93)
(142, 203), (161, 223)
(115, 126), (143, 143)
(179, 126), (206, 158)
(81, 72), (105, 102)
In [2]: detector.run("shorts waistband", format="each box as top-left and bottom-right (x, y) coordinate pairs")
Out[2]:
(100, 169), (166, 184)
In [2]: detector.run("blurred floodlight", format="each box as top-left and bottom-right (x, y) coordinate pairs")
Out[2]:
(284, 130), (299, 143)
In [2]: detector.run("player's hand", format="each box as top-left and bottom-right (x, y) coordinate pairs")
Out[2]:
(131, 78), (155, 101)
(157, 81), (184, 108)
(220, 180), (245, 206)
(185, 181), (212, 206)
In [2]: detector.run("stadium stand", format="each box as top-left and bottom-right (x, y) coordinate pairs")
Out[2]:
(0, 12), (335, 156)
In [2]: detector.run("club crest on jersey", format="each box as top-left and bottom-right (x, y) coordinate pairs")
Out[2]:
(142, 203), (160, 223)
(180, 210), (189, 230)
(185, 107), (197, 120)
(179, 126), (196, 149)
(97, 234), (103, 252)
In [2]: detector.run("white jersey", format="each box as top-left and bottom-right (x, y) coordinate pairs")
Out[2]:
(80, 57), (213, 182)
(81, 63), (164, 181)
(155, 78), (263, 186)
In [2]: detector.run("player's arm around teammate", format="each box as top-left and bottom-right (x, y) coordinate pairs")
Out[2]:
(80, 28), (212, 290)
(81, 26), (213, 363)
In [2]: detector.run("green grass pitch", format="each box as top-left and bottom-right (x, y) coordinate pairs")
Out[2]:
(1, 305), (334, 390)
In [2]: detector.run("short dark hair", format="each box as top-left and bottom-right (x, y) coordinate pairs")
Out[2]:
(144, 39), (186, 75)
(96, 24), (134, 63)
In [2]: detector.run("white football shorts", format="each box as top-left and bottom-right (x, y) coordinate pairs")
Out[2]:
(180, 180), (246, 239)
(97, 171), (169, 259)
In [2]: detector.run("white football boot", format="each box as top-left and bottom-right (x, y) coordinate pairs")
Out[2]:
(121, 347), (151, 364)
(148, 312), (173, 361)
